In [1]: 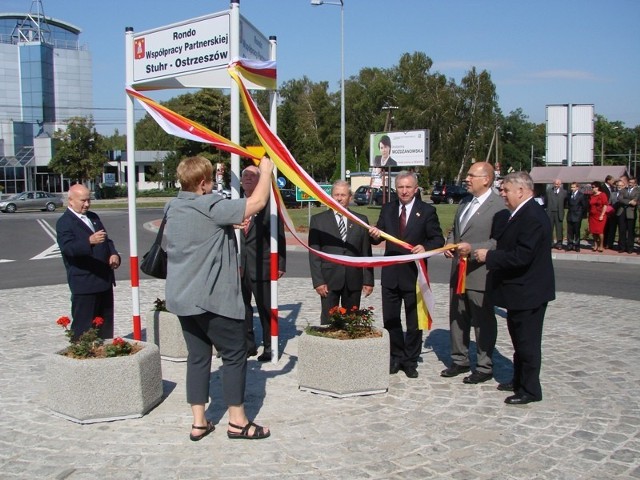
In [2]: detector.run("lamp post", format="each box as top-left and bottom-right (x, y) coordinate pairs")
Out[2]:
(311, 0), (345, 181)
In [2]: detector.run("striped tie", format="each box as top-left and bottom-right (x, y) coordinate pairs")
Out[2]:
(338, 214), (346, 241)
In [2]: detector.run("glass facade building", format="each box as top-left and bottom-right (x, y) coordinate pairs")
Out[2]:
(0, 11), (92, 194)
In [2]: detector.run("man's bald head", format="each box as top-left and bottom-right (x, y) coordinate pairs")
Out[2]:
(68, 184), (91, 214)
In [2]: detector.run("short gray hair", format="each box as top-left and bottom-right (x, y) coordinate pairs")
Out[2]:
(502, 171), (534, 192)
(395, 170), (418, 185)
(331, 179), (352, 196)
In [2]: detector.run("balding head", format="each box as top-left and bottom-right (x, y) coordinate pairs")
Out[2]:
(465, 161), (495, 197)
(68, 184), (91, 214)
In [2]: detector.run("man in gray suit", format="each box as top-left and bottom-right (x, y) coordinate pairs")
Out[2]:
(545, 178), (567, 249)
(441, 162), (507, 384)
(309, 180), (374, 324)
(616, 177), (639, 253)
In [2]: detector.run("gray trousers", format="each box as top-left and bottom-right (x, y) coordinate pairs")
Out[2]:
(448, 288), (497, 374)
(548, 211), (564, 245)
(178, 312), (247, 406)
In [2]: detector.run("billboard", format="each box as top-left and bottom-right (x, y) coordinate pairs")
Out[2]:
(545, 104), (594, 166)
(369, 130), (430, 168)
(131, 12), (270, 90)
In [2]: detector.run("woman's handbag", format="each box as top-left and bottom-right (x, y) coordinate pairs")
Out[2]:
(140, 211), (168, 279)
(605, 204), (614, 215)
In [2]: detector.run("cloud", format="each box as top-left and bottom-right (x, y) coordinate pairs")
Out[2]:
(527, 69), (600, 80)
(433, 59), (512, 71)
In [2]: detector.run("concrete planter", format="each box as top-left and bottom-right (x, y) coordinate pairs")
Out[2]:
(145, 310), (188, 362)
(298, 328), (390, 398)
(44, 340), (163, 424)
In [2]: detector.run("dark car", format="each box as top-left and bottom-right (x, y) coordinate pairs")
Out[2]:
(430, 184), (471, 205)
(353, 186), (398, 206)
(279, 188), (299, 208)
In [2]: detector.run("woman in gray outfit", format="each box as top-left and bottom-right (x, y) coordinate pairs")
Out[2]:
(166, 155), (274, 441)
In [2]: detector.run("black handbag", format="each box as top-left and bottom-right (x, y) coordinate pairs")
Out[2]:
(140, 211), (168, 279)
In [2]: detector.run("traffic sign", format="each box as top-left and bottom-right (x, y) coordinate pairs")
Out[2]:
(276, 177), (286, 188)
(295, 184), (331, 202)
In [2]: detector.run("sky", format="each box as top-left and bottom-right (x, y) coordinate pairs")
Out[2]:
(4, 0), (640, 135)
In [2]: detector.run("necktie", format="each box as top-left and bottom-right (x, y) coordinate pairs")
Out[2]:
(459, 198), (478, 231)
(399, 205), (407, 237)
(80, 215), (94, 232)
(243, 216), (251, 236)
(337, 214), (346, 241)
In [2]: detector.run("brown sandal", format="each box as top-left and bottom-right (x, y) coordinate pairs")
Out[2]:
(189, 421), (215, 441)
(227, 421), (270, 440)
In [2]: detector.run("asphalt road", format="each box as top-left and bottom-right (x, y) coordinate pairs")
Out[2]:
(0, 208), (638, 300)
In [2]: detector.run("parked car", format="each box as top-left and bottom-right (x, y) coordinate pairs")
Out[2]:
(279, 188), (299, 208)
(353, 186), (398, 206)
(430, 184), (471, 205)
(0, 191), (63, 213)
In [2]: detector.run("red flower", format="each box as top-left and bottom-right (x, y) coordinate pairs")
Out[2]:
(92, 317), (104, 328)
(56, 316), (71, 328)
(112, 337), (126, 346)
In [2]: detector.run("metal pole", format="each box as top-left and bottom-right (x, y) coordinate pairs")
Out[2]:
(124, 26), (141, 340)
(339, 1), (345, 181)
(268, 35), (279, 364)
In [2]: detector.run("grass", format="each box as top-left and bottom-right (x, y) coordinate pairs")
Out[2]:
(287, 203), (458, 236)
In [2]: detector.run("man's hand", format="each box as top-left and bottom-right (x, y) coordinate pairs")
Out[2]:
(109, 254), (121, 269)
(474, 248), (488, 263)
(90, 229), (107, 245)
(315, 284), (329, 297)
(456, 242), (472, 257)
(368, 226), (381, 240)
(362, 285), (373, 297)
(411, 245), (425, 254)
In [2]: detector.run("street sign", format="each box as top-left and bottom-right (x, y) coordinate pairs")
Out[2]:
(295, 184), (331, 202)
(276, 177), (286, 188)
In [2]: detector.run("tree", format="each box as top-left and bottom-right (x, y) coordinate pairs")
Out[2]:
(49, 117), (108, 184)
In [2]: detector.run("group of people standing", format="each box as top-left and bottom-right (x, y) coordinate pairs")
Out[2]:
(544, 175), (638, 254)
(311, 166), (553, 406)
(55, 157), (559, 442)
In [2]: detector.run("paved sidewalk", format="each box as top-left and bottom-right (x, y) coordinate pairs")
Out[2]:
(1, 276), (639, 479)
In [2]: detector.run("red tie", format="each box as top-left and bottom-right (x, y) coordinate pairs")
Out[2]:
(399, 205), (407, 237)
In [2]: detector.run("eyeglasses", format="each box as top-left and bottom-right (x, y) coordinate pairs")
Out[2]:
(465, 173), (487, 178)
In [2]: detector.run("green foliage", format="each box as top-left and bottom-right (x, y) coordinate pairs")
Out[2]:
(49, 117), (108, 183)
(153, 298), (168, 312)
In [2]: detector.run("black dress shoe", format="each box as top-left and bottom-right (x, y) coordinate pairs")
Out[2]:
(440, 364), (470, 378)
(463, 371), (492, 384)
(497, 382), (514, 392)
(390, 361), (401, 375)
(257, 352), (271, 362)
(402, 366), (419, 379)
(504, 393), (539, 405)
(247, 348), (258, 358)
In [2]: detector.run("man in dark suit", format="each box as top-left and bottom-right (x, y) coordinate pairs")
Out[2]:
(602, 175), (617, 249)
(309, 180), (374, 324)
(566, 182), (588, 252)
(56, 184), (121, 339)
(442, 162), (506, 384)
(544, 178), (567, 249)
(475, 172), (555, 405)
(369, 171), (444, 379)
(239, 165), (286, 362)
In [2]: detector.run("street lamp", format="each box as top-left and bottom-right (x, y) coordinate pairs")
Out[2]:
(311, 0), (345, 181)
